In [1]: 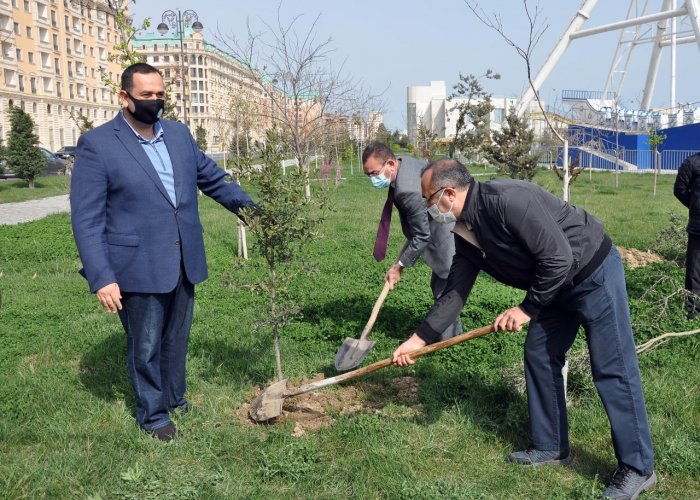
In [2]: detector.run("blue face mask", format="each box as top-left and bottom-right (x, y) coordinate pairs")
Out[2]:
(370, 162), (391, 189)
(371, 173), (390, 189)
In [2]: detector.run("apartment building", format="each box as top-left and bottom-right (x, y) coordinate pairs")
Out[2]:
(0, 0), (122, 150)
(134, 28), (274, 151)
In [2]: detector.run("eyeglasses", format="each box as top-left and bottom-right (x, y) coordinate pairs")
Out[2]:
(424, 186), (449, 205)
(368, 161), (388, 178)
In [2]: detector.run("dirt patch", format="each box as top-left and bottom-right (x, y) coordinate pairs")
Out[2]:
(617, 246), (663, 269)
(237, 375), (423, 436)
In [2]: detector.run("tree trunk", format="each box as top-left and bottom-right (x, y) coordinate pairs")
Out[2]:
(562, 140), (570, 202)
(29, 178), (35, 189)
(271, 268), (283, 381)
(653, 150), (659, 196)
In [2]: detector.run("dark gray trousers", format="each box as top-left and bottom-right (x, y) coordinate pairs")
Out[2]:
(431, 272), (463, 340)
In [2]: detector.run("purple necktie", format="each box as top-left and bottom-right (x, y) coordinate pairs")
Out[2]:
(373, 186), (395, 261)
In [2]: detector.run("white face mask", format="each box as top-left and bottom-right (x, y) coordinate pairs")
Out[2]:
(427, 189), (456, 224)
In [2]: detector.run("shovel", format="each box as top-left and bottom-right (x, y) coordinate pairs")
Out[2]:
(334, 240), (410, 371)
(249, 324), (494, 422)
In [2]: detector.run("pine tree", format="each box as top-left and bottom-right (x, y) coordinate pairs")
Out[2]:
(0, 136), (5, 175)
(448, 70), (499, 159)
(195, 125), (208, 152)
(7, 107), (45, 188)
(485, 109), (540, 180)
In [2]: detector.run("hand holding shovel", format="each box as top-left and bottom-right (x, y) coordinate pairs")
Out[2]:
(334, 240), (409, 371)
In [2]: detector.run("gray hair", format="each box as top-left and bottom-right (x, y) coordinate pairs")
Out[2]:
(424, 158), (472, 190)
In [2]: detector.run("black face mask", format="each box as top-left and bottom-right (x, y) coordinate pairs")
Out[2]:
(125, 92), (164, 125)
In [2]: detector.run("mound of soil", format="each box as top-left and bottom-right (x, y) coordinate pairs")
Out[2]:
(617, 246), (663, 269)
(238, 375), (423, 436)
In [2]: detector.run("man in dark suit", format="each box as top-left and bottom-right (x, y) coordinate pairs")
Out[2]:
(673, 152), (700, 319)
(363, 142), (461, 340)
(71, 63), (254, 441)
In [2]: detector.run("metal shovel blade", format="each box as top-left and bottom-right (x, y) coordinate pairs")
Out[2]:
(249, 379), (288, 422)
(334, 337), (376, 371)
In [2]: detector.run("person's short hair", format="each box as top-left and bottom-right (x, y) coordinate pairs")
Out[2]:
(362, 142), (396, 165)
(120, 63), (162, 93)
(425, 158), (473, 190)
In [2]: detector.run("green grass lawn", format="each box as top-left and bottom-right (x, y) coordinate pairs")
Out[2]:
(1, 168), (698, 498)
(0, 175), (71, 204)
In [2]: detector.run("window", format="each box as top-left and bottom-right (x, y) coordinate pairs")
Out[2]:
(54, 58), (60, 75)
(53, 34), (58, 50)
(17, 75), (24, 91)
(30, 76), (36, 94)
(493, 108), (505, 124)
(13, 22), (19, 35)
(28, 52), (34, 63)
(26, 26), (32, 38)
(51, 10), (57, 27)
(15, 48), (21, 61)
(23, 0), (29, 11)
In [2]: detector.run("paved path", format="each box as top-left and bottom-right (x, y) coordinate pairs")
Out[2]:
(0, 195), (70, 225)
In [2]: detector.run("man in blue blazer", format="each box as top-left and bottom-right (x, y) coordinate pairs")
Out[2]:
(71, 63), (254, 441)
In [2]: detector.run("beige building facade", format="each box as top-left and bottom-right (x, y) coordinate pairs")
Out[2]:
(0, 0), (122, 150)
(134, 28), (273, 152)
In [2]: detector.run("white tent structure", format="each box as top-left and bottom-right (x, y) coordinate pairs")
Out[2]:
(516, 0), (700, 116)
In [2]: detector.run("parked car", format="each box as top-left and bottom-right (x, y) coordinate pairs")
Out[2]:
(55, 145), (77, 160)
(0, 147), (68, 179)
(39, 147), (69, 175)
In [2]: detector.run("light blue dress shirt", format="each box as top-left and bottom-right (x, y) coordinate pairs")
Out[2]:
(122, 112), (177, 206)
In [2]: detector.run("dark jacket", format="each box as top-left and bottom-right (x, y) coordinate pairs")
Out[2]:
(674, 152), (700, 235)
(415, 179), (607, 343)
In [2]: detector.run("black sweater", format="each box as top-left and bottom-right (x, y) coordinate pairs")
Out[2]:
(416, 179), (609, 344)
(674, 152), (700, 235)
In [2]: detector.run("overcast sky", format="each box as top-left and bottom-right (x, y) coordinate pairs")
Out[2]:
(132, 1), (700, 131)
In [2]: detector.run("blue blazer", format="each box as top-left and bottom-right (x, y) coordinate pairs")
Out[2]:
(70, 113), (253, 293)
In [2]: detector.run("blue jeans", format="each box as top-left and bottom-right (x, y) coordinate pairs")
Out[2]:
(524, 246), (655, 475)
(117, 272), (194, 431)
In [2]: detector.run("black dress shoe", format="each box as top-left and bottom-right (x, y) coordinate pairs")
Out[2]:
(149, 422), (177, 442)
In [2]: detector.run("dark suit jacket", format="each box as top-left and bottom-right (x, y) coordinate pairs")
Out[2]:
(393, 156), (456, 278)
(70, 113), (253, 293)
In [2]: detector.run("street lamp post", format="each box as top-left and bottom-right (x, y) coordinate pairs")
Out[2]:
(157, 9), (203, 128)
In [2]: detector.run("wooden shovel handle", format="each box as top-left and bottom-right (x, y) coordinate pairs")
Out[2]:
(286, 325), (495, 397)
(359, 240), (410, 340)
(359, 281), (391, 340)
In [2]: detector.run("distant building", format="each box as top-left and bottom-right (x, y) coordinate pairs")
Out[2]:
(0, 0), (122, 150)
(349, 111), (383, 142)
(407, 80), (544, 144)
(134, 28), (276, 151)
